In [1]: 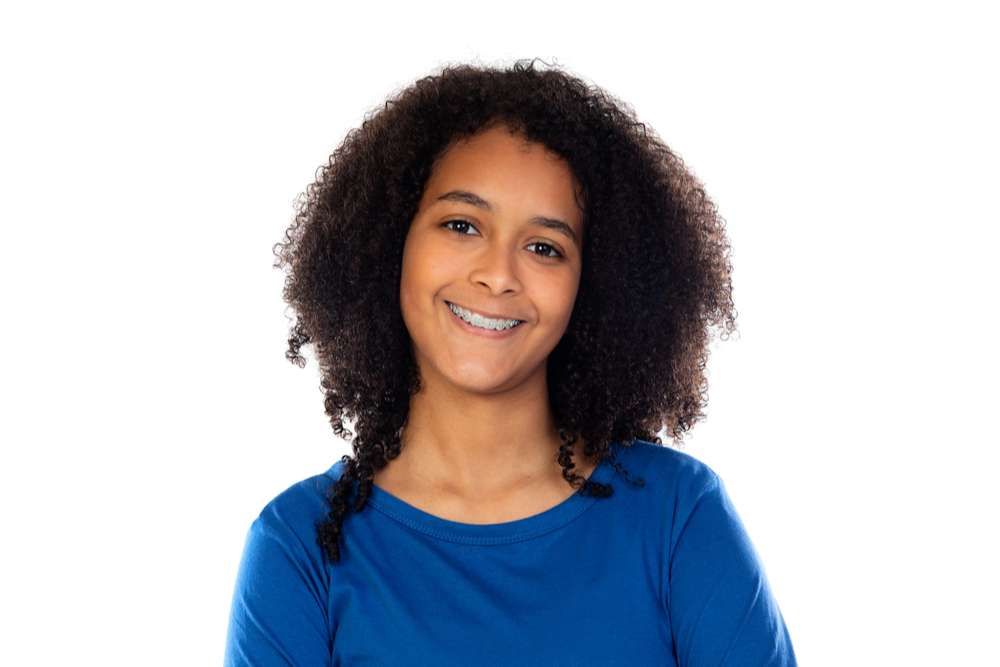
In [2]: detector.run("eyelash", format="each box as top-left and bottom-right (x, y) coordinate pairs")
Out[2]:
(441, 219), (565, 260)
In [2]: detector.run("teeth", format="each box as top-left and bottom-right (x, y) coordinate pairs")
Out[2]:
(448, 302), (522, 331)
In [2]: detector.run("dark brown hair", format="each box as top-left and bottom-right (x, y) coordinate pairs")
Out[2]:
(272, 58), (737, 564)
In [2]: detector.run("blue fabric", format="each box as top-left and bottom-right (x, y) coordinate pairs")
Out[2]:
(224, 439), (797, 666)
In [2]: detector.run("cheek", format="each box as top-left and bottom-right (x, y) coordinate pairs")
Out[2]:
(554, 297), (577, 329)
(399, 237), (451, 312)
(398, 264), (428, 333)
(535, 278), (580, 329)
(556, 268), (582, 306)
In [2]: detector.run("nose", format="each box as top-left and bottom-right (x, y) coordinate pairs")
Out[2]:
(468, 239), (522, 295)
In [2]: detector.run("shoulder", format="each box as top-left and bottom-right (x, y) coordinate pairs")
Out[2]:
(241, 460), (346, 569)
(611, 439), (725, 538)
(617, 438), (721, 498)
(258, 461), (344, 523)
(226, 463), (346, 662)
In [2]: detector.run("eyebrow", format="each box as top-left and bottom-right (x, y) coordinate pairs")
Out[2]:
(434, 189), (579, 246)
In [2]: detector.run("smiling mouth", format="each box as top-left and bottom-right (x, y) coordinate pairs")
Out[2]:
(444, 301), (525, 335)
(445, 301), (524, 323)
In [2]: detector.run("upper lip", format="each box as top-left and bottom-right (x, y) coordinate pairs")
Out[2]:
(446, 301), (525, 322)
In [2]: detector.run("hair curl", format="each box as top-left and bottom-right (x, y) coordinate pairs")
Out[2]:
(272, 58), (737, 564)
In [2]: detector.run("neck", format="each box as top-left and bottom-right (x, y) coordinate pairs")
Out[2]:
(387, 371), (587, 502)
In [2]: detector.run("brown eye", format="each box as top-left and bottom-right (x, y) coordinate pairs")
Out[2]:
(442, 220), (565, 261)
(527, 242), (564, 259)
(441, 219), (480, 235)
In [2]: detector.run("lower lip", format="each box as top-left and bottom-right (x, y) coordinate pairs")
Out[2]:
(445, 301), (525, 339)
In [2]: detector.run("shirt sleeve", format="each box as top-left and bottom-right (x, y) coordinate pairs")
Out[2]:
(666, 470), (797, 666)
(223, 509), (332, 666)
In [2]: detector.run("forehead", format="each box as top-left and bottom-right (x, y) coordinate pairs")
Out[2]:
(421, 126), (583, 224)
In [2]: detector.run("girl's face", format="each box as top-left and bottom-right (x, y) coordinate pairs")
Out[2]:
(399, 124), (584, 395)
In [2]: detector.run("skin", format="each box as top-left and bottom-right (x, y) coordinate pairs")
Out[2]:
(372, 123), (596, 523)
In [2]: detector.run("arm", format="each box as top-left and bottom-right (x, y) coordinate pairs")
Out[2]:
(223, 510), (332, 666)
(666, 471), (797, 666)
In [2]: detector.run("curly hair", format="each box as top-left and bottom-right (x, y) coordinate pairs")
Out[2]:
(272, 58), (737, 564)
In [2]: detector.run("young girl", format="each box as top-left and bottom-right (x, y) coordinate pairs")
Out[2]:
(224, 59), (797, 666)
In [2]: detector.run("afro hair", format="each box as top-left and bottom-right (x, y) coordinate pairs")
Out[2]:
(272, 58), (737, 563)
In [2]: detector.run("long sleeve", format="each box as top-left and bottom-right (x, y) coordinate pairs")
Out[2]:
(666, 470), (797, 666)
(223, 509), (332, 666)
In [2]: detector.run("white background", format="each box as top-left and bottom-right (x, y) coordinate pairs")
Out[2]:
(1, 1), (996, 664)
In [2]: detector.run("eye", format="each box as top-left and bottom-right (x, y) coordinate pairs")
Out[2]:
(441, 219), (565, 261)
(441, 219), (481, 236)
(527, 242), (564, 259)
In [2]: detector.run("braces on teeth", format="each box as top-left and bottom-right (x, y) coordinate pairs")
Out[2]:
(448, 302), (522, 331)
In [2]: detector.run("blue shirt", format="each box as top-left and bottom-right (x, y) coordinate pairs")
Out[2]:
(224, 439), (797, 665)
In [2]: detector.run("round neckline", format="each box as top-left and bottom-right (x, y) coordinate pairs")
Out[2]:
(355, 441), (621, 545)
